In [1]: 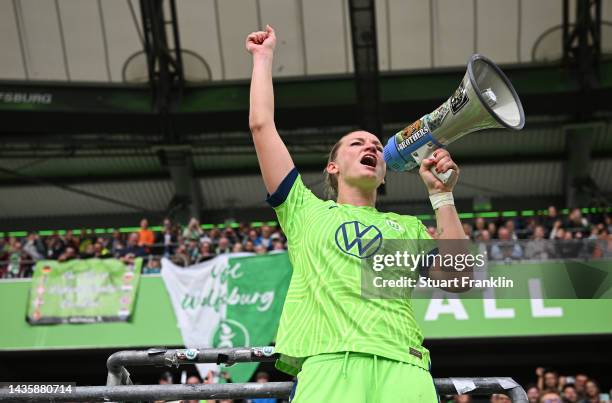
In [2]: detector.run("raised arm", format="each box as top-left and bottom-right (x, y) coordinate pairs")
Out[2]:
(420, 149), (472, 291)
(246, 25), (295, 194)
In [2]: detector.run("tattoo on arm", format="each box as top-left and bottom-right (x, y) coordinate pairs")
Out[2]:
(436, 227), (444, 237)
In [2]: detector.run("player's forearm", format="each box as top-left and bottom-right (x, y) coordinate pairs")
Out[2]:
(249, 52), (275, 132)
(434, 204), (464, 240)
(430, 204), (473, 291)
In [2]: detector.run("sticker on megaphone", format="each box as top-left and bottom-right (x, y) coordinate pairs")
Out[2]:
(383, 54), (526, 184)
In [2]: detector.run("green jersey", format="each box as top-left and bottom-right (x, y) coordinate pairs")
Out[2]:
(267, 169), (433, 376)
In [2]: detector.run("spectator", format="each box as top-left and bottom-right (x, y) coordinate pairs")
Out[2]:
(588, 226), (601, 240)
(490, 227), (523, 261)
(223, 227), (239, 245)
(7, 241), (25, 278)
(109, 230), (124, 255)
(63, 229), (79, 250)
(542, 369), (560, 392)
(57, 246), (77, 262)
(453, 395), (472, 403)
(254, 244), (267, 255)
(120, 233), (147, 264)
(251, 371), (276, 403)
(476, 229), (492, 258)
(78, 228), (94, 255)
(523, 217), (538, 240)
(154, 371), (175, 403)
(232, 242), (244, 253)
(543, 205), (560, 234)
(90, 242), (108, 259)
(143, 258), (161, 274)
(550, 220), (564, 240)
(259, 225), (273, 250)
(540, 391), (562, 403)
(198, 242), (215, 262)
(581, 380), (602, 403)
(487, 222), (498, 238)
(216, 237), (231, 255)
(156, 218), (177, 257)
(562, 384), (578, 403)
(473, 217), (486, 239)
(566, 208), (590, 237)
(462, 223), (473, 239)
(593, 229), (612, 259)
(526, 385), (540, 403)
(172, 244), (190, 267)
(181, 374), (202, 403)
(556, 231), (582, 259)
(159, 371), (173, 384)
(504, 219), (518, 240)
(245, 229), (260, 247)
(244, 240), (255, 253)
(269, 239), (285, 253)
(209, 228), (221, 244)
(187, 239), (200, 263)
(0, 238), (8, 278)
(80, 243), (95, 259)
(575, 374), (589, 400)
(23, 232), (44, 261)
(183, 218), (204, 242)
(491, 394), (511, 403)
(48, 234), (66, 260)
(525, 226), (554, 260)
(138, 218), (155, 247)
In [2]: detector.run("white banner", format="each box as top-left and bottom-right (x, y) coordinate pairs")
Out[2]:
(161, 255), (234, 377)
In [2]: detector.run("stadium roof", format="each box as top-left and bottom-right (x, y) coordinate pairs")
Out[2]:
(0, 0), (611, 228)
(1, 0), (611, 83)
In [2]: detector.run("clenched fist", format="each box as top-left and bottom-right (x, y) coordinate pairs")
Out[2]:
(246, 24), (276, 55)
(419, 149), (460, 194)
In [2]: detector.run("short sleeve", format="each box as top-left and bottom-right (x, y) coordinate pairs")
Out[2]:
(416, 220), (432, 240)
(266, 168), (321, 241)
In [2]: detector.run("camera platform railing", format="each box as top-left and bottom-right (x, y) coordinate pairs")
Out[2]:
(0, 347), (528, 402)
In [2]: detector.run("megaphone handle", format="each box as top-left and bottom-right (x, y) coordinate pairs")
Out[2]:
(430, 166), (456, 185)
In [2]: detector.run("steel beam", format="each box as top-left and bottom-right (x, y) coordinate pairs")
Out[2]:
(347, 0), (382, 137)
(563, 0), (602, 91)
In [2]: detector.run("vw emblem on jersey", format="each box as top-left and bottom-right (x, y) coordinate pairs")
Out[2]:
(335, 221), (383, 259)
(386, 219), (402, 232)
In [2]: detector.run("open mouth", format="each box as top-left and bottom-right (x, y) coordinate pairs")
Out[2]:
(360, 154), (377, 168)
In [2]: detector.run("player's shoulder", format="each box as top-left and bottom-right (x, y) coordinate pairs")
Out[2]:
(381, 211), (422, 227)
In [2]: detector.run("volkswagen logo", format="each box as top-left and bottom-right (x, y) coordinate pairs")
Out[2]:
(335, 221), (383, 259)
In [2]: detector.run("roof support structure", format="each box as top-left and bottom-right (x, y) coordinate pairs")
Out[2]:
(140, 0), (202, 223)
(158, 147), (203, 223)
(140, 0), (184, 128)
(563, 0), (601, 91)
(561, 0), (605, 207)
(347, 0), (382, 137)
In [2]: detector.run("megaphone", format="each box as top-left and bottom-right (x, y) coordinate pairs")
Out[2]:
(383, 54), (525, 184)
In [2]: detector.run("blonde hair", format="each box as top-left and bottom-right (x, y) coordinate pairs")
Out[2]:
(324, 137), (344, 199)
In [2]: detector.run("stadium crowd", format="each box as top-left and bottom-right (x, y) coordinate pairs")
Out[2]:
(1, 206), (611, 279)
(449, 367), (611, 403)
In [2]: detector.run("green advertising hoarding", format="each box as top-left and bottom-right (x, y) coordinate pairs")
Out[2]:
(1, 256), (611, 353)
(27, 258), (142, 324)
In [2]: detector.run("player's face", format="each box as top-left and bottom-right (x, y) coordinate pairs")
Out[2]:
(329, 131), (386, 191)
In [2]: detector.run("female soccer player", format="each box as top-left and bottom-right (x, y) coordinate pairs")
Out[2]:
(247, 25), (465, 403)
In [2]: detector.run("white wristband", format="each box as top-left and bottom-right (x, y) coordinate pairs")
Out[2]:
(429, 192), (454, 210)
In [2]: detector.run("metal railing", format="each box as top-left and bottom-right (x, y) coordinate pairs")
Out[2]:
(0, 347), (528, 402)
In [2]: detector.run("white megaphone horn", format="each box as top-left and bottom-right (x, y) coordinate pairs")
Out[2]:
(383, 54), (526, 184)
